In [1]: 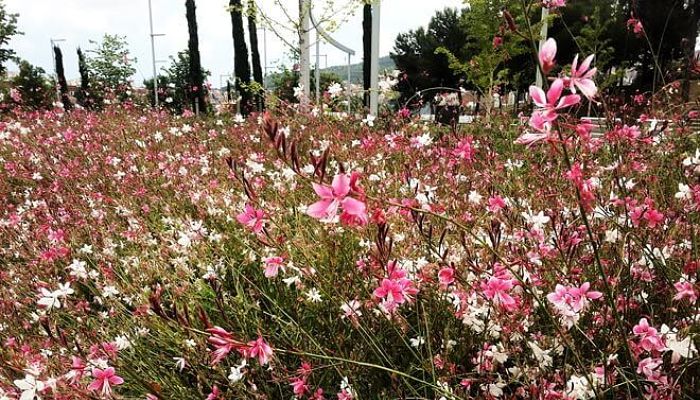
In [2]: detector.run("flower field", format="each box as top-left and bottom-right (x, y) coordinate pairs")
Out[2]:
(2, 47), (700, 400)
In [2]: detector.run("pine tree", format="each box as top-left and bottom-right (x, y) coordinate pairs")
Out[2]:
(53, 46), (72, 110)
(247, 0), (265, 111)
(229, 0), (252, 115)
(185, 0), (207, 113)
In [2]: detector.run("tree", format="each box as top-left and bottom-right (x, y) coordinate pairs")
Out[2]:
(248, 0), (265, 111)
(362, 2), (372, 108)
(391, 7), (475, 106)
(229, 0), (253, 115)
(144, 50), (209, 114)
(271, 67), (341, 103)
(0, 1), (20, 75)
(11, 61), (52, 109)
(75, 47), (95, 109)
(86, 34), (136, 102)
(185, 0), (207, 113)
(53, 46), (72, 111)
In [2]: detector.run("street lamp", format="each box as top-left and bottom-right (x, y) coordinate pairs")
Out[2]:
(148, 0), (166, 107)
(50, 38), (66, 102)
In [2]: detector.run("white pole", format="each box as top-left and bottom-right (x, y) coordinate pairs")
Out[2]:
(347, 53), (351, 114)
(535, 7), (549, 88)
(148, 0), (159, 107)
(299, 0), (311, 108)
(315, 29), (321, 104)
(369, 0), (380, 116)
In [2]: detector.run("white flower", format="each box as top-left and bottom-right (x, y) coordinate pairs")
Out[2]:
(228, 359), (247, 382)
(362, 114), (375, 127)
(305, 288), (323, 303)
(340, 300), (362, 319)
(410, 336), (425, 348)
(327, 82), (343, 98)
(660, 324), (697, 363)
(604, 229), (620, 243)
(566, 374), (595, 400)
(293, 84), (305, 100)
(527, 341), (553, 368)
(675, 183), (692, 201)
(102, 285), (119, 298)
(173, 357), (186, 371)
(468, 190), (483, 204)
(14, 374), (44, 400)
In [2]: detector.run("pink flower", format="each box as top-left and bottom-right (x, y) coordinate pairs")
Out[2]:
(307, 173), (368, 226)
(87, 367), (124, 398)
(205, 385), (221, 400)
(627, 18), (644, 36)
(481, 277), (516, 308)
(543, 0), (566, 8)
(373, 267), (419, 313)
(438, 267), (455, 286)
(633, 318), (666, 353)
(262, 256), (284, 278)
(246, 336), (273, 365)
(566, 54), (597, 99)
(530, 78), (581, 119)
(673, 281), (697, 303)
(538, 38), (557, 75)
(452, 137), (474, 161)
(236, 204), (267, 234)
(487, 195), (507, 213)
(547, 282), (602, 316)
(207, 326), (243, 365)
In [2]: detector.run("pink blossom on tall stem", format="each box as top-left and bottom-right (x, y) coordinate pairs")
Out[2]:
(530, 79), (581, 119)
(246, 336), (273, 366)
(565, 54), (598, 99)
(207, 326), (243, 365)
(481, 277), (516, 308)
(307, 173), (368, 226)
(262, 256), (285, 278)
(538, 38), (557, 75)
(632, 318), (667, 353)
(87, 367), (124, 398)
(236, 204), (267, 234)
(205, 385), (221, 400)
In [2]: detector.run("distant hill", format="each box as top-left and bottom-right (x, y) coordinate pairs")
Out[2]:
(264, 55), (396, 87)
(321, 55), (396, 84)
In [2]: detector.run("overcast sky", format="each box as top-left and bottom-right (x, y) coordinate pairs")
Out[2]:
(5, 0), (466, 87)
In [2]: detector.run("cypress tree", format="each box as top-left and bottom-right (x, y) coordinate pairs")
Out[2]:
(76, 48), (91, 109)
(362, 3), (372, 108)
(229, 0), (252, 115)
(53, 46), (73, 111)
(186, 0), (207, 113)
(247, 0), (264, 111)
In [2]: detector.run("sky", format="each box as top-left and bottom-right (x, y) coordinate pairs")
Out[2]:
(5, 0), (466, 87)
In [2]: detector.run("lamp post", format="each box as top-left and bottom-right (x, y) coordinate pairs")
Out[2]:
(148, 0), (166, 107)
(535, 7), (549, 88)
(50, 38), (66, 102)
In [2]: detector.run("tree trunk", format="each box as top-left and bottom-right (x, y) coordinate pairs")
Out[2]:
(299, 0), (311, 109)
(682, 0), (699, 102)
(362, 3), (372, 108)
(186, 0), (207, 114)
(53, 46), (72, 111)
(248, 1), (265, 111)
(230, 0), (252, 115)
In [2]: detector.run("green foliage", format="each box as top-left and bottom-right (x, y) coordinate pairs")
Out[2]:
(0, 0), (20, 75)
(86, 34), (136, 101)
(391, 7), (475, 105)
(143, 50), (209, 114)
(10, 60), (53, 109)
(270, 68), (342, 103)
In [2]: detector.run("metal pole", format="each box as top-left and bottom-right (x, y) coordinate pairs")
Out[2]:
(347, 53), (351, 114)
(369, 0), (380, 116)
(315, 28), (321, 104)
(148, 0), (159, 107)
(535, 7), (549, 88)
